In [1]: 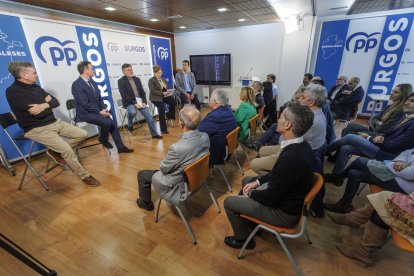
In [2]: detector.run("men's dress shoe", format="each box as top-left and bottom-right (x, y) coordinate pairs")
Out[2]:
(324, 200), (354, 214)
(242, 140), (260, 151)
(98, 138), (113, 149)
(127, 126), (134, 132)
(162, 130), (169, 134)
(152, 135), (163, 139)
(136, 198), (154, 211)
(324, 173), (344, 186)
(46, 149), (66, 165)
(82, 176), (101, 186)
(118, 147), (134, 153)
(224, 236), (256, 249)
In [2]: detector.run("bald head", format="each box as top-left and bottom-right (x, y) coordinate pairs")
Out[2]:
(179, 105), (201, 130)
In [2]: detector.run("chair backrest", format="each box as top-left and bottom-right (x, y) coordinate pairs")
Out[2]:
(226, 127), (240, 156)
(116, 98), (124, 109)
(66, 99), (76, 111)
(184, 153), (210, 193)
(303, 173), (324, 215)
(248, 114), (259, 138)
(257, 106), (265, 123)
(0, 113), (18, 129)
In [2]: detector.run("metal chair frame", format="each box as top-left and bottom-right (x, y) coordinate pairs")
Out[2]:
(240, 114), (259, 163)
(115, 98), (142, 143)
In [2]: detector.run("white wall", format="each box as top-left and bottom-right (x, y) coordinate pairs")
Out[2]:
(174, 23), (285, 107)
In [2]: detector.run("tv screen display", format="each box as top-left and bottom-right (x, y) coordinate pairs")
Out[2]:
(190, 54), (231, 86)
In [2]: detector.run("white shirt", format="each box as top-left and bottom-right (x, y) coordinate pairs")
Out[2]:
(280, 136), (304, 149)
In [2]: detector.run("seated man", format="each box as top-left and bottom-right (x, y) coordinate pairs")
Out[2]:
(325, 92), (414, 185)
(6, 61), (100, 186)
(72, 61), (133, 154)
(331, 77), (364, 120)
(223, 102), (315, 249)
(117, 63), (162, 138)
(136, 106), (209, 210)
(198, 89), (237, 166)
(325, 148), (414, 213)
(327, 76), (348, 107)
(175, 59), (201, 110)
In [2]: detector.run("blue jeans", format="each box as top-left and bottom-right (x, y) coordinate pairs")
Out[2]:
(255, 123), (280, 147)
(126, 105), (158, 137)
(326, 134), (379, 175)
(338, 157), (405, 204)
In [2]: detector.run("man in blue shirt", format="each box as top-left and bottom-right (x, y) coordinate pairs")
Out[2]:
(175, 60), (201, 110)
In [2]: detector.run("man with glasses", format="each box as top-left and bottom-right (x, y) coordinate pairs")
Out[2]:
(328, 76), (348, 106)
(331, 76), (364, 120)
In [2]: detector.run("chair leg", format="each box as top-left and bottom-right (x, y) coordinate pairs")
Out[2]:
(305, 229), (312, 244)
(356, 182), (367, 195)
(238, 225), (260, 259)
(275, 233), (301, 276)
(175, 205), (197, 244)
(232, 153), (244, 175)
(218, 166), (232, 192)
(204, 182), (221, 213)
(240, 144), (251, 163)
(155, 198), (163, 223)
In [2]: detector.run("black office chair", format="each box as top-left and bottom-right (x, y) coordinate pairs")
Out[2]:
(0, 113), (55, 191)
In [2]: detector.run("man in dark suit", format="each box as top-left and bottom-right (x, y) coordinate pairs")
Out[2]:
(198, 89), (237, 165)
(327, 75), (348, 105)
(71, 61), (133, 153)
(118, 63), (162, 138)
(331, 77), (364, 120)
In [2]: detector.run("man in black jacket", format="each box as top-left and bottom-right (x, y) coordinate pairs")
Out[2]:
(118, 64), (162, 138)
(224, 103), (315, 249)
(6, 61), (100, 186)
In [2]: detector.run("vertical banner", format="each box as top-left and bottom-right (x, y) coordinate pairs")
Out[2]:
(0, 15), (43, 161)
(75, 26), (117, 121)
(363, 13), (414, 113)
(149, 37), (173, 88)
(314, 19), (350, 89)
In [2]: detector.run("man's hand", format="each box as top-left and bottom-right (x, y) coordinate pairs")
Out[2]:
(45, 95), (52, 102)
(135, 103), (144, 109)
(357, 132), (369, 139)
(185, 92), (191, 100)
(189, 94), (194, 100)
(162, 91), (169, 96)
(373, 136), (384, 144)
(100, 109), (110, 117)
(393, 161), (408, 172)
(242, 181), (260, 197)
(28, 103), (48, 115)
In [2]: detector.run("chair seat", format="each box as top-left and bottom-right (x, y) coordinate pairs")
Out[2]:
(390, 230), (414, 253)
(369, 184), (383, 193)
(240, 214), (300, 234)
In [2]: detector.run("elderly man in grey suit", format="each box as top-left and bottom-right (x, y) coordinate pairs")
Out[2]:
(175, 60), (201, 110)
(136, 105), (209, 210)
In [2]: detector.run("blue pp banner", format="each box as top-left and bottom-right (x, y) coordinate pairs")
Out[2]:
(314, 20), (350, 90)
(0, 14), (45, 161)
(149, 37), (173, 88)
(362, 13), (414, 113)
(75, 26), (117, 121)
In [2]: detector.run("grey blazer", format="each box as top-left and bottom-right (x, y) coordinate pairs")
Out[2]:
(175, 71), (196, 94)
(148, 76), (168, 102)
(152, 130), (210, 205)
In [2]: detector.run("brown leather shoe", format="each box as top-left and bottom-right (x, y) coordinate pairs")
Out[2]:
(82, 176), (101, 186)
(46, 149), (66, 165)
(325, 199), (354, 214)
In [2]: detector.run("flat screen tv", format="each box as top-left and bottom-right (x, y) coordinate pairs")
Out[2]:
(189, 54), (231, 86)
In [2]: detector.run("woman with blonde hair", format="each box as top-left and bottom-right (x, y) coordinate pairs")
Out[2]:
(234, 86), (257, 141)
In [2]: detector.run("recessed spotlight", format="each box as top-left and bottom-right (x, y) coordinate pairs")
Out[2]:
(105, 7), (116, 11)
(217, 7), (228, 12)
(238, 18), (246, 22)
(150, 18), (159, 22)
(179, 26), (186, 29)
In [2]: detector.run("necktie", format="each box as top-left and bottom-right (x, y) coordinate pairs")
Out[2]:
(88, 80), (97, 99)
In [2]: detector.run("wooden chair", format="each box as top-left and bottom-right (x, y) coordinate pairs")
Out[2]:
(155, 153), (220, 244)
(218, 127), (243, 192)
(240, 114), (259, 162)
(238, 173), (324, 275)
(256, 106), (266, 134)
(368, 184), (414, 253)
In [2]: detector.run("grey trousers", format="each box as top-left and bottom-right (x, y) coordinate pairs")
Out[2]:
(224, 183), (300, 240)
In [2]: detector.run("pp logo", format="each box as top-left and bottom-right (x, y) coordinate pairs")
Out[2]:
(107, 42), (118, 52)
(157, 47), (169, 60)
(346, 32), (381, 53)
(35, 36), (77, 66)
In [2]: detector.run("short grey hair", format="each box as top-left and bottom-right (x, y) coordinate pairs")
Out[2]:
(179, 105), (201, 130)
(251, 81), (262, 91)
(339, 75), (348, 82)
(283, 103), (314, 137)
(210, 89), (229, 106)
(8, 61), (34, 79)
(304, 84), (327, 108)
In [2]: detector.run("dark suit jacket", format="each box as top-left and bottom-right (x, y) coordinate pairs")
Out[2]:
(148, 76), (168, 102)
(71, 76), (106, 122)
(118, 76), (148, 108)
(328, 84), (348, 101)
(198, 106), (237, 165)
(333, 86), (364, 120)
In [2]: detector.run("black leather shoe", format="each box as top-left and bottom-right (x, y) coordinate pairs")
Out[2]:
(118, 147), (134, 153)
(152, 135), (163, 139)
(162, 130), (169, 134)
(324, 199), (354, 214)
(136, 198), (154, 211)
(224, 236), (256, 249)
(98, 138), (113, 149)
(324, 173), (344, 186)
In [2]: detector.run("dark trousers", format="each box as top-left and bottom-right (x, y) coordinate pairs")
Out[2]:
(86, 114), (125, 149)
(137, 170), (158, 202)
(153, 97), (176, 132)
(179, 93), (201, 110)
(264, 100), (277, 128)
(310, 144), (326, 216)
